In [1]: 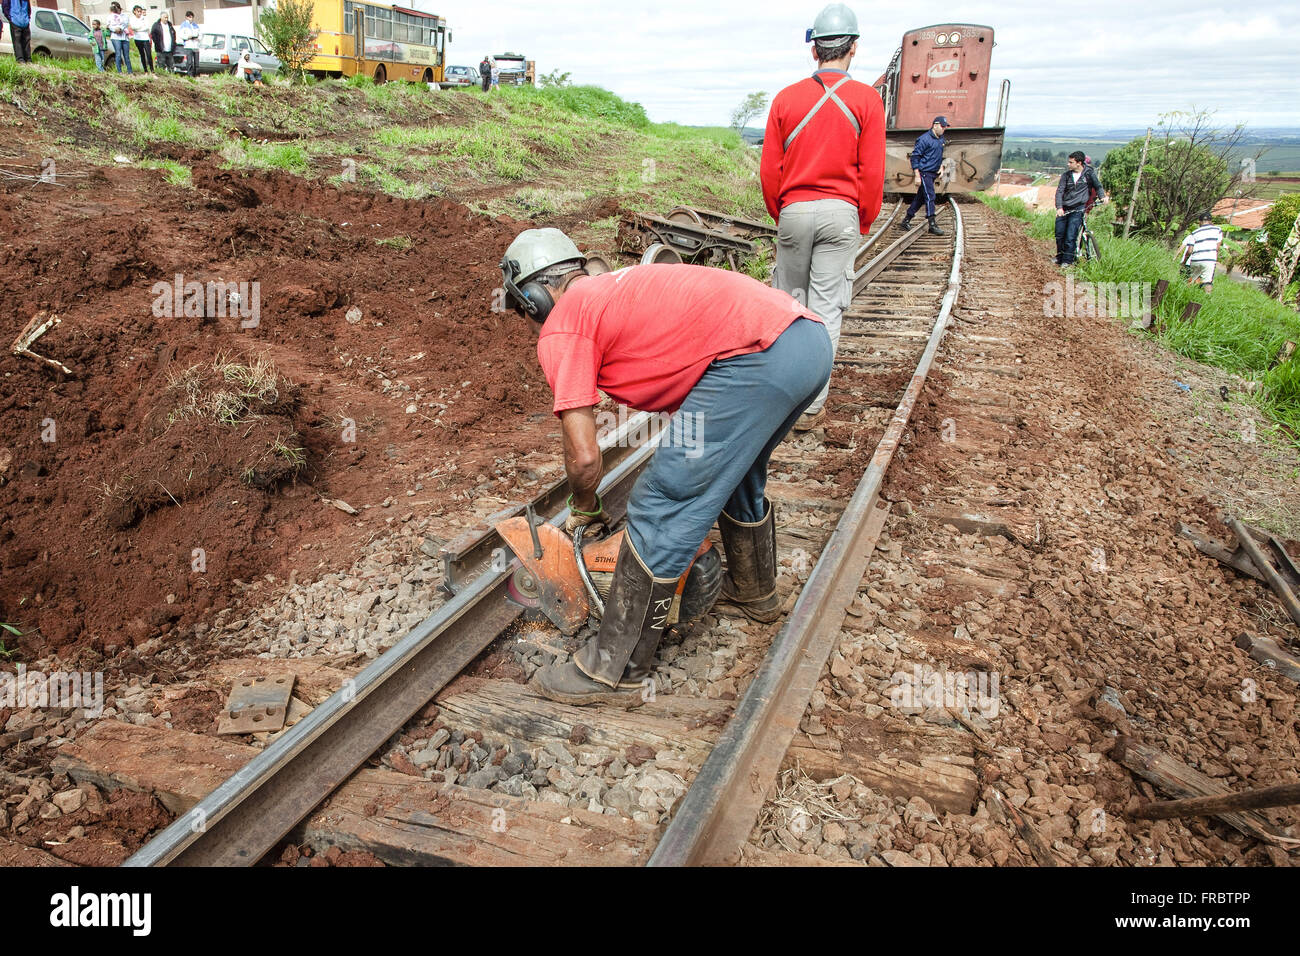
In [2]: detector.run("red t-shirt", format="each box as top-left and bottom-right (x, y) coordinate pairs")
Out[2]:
(760, 71), (886, 234)
(537, 264), (820, 415)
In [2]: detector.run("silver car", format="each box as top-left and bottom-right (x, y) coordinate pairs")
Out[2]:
(196, 31), (281, 76)
(0, 8), (97, 62)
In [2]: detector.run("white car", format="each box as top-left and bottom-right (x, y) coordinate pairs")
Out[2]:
(196, 31), (280, 76)
(0, 8), (98, 63)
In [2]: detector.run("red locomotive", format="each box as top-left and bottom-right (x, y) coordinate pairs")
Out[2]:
(873, 24), (1009, 194)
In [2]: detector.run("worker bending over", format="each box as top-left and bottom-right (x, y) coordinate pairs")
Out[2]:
(500, 228), (833, 705)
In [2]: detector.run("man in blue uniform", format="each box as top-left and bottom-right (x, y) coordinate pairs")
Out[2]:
(900, 116), (948, 235)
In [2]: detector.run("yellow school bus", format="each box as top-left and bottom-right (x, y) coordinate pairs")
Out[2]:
(304, 0), (448, 84)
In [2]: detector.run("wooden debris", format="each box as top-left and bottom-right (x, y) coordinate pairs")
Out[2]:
(785, 721), (979, 815)
(990, 788), (1058, 866)
(1112, 736), (1300, 846)
(52, 721), (258, 815)
(299, 768), (656, 866)
(1133, 781), (1300, 821)
(325, 497), (359, 516)
(10, 311), (73, 376)
(1234, 633), (1300, 683)
(1228, 517), (1300, 632)
(436, 678), (722, 764)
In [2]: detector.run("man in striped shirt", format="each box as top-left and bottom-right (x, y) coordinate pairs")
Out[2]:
(1180, 213), (1223, 293)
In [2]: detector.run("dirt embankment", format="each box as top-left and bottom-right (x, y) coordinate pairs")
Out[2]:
(0, 156), (570, 661)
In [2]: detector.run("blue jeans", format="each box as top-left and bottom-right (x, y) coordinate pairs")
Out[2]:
(111, 37), (131, 73)
(907, 170), (938, 219)
(1055, 209), (1084, 264)
(626, 317), (833, 578)
(93, 45), (106, 71)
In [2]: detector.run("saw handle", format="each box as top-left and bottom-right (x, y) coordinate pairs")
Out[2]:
(572, 526), (606, 619)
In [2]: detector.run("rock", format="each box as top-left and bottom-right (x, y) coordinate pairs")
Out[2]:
(880, 849), (925, 867)
(638, 769), (686, 795)
(502, 752), (529, 776)
(463, 766), (507, 790)
(499, 775), (535, 798)
(389, 751), (421, 777)
(38, 802), (62, 820)
(823, 821), (848, 845)
(1089, 845), (1118, 866)
(411, 747), (441, 768)
(624, 743), (655, 766)
(545, 740), (576, 767)
(546, 766), (580, 794)
(52, 789), (86, 814)
(604, 783), (635, 815)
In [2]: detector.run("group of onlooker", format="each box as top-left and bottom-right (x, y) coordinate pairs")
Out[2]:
(0, 2), (201, 75)
(97, 4), (200, 75)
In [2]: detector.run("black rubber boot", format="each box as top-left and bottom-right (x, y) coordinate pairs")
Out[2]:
(533, 535), (678, 705)
(717, 500), (782, 623)
(898, 217), (913, 231)
(927, 217), (945, 236)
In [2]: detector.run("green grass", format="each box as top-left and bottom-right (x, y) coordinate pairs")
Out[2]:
(138, 159), (193, 187)
(225, 139), (310, 174)
(980, 192), (1300, 440)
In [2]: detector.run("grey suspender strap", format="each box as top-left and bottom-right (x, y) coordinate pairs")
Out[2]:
(784, 75), (861, 150)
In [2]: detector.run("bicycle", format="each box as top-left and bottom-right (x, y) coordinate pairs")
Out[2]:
(1075, 197), (1102, 264)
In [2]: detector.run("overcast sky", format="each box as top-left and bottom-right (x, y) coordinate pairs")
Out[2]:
(413, 0), (1297, 132)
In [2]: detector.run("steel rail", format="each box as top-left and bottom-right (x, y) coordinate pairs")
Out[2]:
(649, 197), (964, 866)
(125, 418), (663, 867)
(852, 200), (902, 270)
(853, 212), (930, 296)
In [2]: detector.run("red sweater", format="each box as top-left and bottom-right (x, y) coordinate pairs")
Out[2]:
(760, 71), (885, 234)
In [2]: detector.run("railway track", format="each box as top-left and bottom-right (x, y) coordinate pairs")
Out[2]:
(121, 199), (966, 868)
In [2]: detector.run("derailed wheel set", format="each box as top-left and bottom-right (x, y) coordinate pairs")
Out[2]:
(124, 200), (964, 867)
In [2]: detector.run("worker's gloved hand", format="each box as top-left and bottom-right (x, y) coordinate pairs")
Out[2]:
(564, 493), (607, 537)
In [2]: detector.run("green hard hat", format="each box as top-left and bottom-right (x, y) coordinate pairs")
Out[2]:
(501, 228), (584, 285)
(808, 3), (859, 41)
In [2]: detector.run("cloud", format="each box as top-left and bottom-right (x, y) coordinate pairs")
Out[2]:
(422, 0), (1295, 129)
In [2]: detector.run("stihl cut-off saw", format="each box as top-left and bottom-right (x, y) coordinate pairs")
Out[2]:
(496, 506), (722, 635)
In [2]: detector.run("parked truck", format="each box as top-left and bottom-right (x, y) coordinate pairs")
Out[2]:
(491, 51), (534, 86)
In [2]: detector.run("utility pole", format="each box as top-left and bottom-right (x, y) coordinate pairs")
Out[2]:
(1123, 127), (1152, 240)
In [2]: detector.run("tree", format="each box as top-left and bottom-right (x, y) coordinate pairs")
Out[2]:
(1237, 193), (1300, 295)
(1098, 110), (1260, 246)
(731, 92), (768, 133)
(539, 70), (572, 88)
(257, 0), (320, 84)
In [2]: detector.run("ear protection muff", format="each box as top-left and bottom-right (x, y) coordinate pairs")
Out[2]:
(501, 256), (556, 322)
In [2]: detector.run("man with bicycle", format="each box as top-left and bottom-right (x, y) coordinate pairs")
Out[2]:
(1054, 151), (1106, 266)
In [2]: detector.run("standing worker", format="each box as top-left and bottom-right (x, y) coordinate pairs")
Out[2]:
(478, 55), (490, 93)
(499, 229), (833, 705)
(900, 117), (949, 234)
(2, 0), (33, 64)
(760, 3), (885, 433)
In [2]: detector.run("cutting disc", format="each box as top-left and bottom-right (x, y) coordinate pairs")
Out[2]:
(506, 565), (542, 608)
